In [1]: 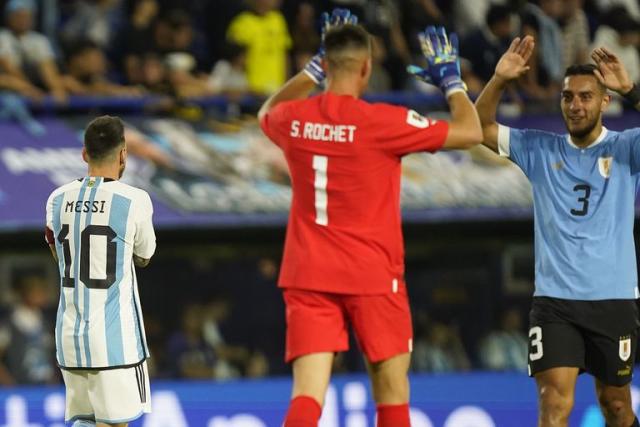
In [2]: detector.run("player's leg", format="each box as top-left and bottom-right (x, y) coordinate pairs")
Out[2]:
(285, 352), (335, 427)
(88, 362), (151, 426)
(282, 289), (349, 427)
(594, 381), (637, 427)
(365, 352), (412, 427)
(583, 300), (639, 427)
(528, 298), (588, 427)
(534, 367), (580, 427)
(346, 282), (413, 427)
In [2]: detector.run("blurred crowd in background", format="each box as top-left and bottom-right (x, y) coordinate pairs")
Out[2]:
(1, 0), (639, 386)
(0, 242), (535, 386)
(0, 0), (639, 108)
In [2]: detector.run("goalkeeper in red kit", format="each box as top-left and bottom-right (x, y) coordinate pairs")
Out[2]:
(258, 9), (483, 427)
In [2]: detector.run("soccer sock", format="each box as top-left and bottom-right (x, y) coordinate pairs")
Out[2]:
(376, 403), (410, 427)
(72, 420), (96, 427)
(283, 395), (322, 427)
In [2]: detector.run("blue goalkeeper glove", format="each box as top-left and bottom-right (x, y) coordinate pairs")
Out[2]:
(407, 26), (467, 97)
(303, 8), (358, 84)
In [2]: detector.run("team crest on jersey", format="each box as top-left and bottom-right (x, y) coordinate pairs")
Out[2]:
(406, 110), (433, 129)
(598, 156), (613, 178)
(619, 336), (632, 361)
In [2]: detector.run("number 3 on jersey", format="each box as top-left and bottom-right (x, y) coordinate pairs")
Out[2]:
(529, 326), (543, 361)
(313, 155), (328, 226)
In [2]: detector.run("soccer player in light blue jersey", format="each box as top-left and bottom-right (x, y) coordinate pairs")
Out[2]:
(476, 36), (640, 427)
(45, 116), (156, 427)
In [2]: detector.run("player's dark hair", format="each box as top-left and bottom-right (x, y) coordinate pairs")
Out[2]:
(565, 63), (598, 77)
(325, 24), (371, 57)
(84, 115), (125, 162)
(564, 64), (606, 92)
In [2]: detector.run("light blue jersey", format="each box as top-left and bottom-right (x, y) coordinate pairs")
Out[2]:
(46, 177), (156, 369)
(498, 125), (640, 300)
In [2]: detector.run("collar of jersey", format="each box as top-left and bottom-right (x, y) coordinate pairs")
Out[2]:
(565, 126), (608, 150)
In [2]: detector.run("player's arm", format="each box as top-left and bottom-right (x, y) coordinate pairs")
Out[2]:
(475, 36), (534, 153)
(258, 9), (357, 123)
(133, 254), (150, 268)
(407, 26), (482, 149)
(44, 193), (58, 262)
(133, 193), (156, 269)
(257, 72), (316, 123)
(591, 47), (640, 111)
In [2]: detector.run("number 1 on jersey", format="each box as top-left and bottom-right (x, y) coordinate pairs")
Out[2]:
(313, 155), (328, 226)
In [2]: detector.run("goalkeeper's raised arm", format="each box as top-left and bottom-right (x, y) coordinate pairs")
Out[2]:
(407, 26), (482, 150)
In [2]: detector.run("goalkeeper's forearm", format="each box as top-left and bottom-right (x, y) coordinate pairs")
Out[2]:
(258, 72), (318, 122)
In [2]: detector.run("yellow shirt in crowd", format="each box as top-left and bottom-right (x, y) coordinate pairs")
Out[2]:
(227, 10), (292, 95)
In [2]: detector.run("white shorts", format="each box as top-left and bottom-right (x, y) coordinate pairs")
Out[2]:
(62, 361), (151, 424)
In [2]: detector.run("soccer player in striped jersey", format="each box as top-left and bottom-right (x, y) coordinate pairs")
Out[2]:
(259, 9), (482, 427)
(477, 36), (640, 427)
(45, 116), (156, 427)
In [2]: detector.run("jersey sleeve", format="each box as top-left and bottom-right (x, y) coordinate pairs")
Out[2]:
(133, 191), (156, 260)
(374, 105), (449, 156)
(497, 125), (538, 177)
(259, 102), (290, 148)
(620, 128), (640, 175)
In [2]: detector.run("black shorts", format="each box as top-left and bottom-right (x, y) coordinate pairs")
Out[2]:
(528, 297), (640, 386)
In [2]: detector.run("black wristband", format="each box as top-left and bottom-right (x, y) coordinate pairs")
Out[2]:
(623, 84), (640, 106)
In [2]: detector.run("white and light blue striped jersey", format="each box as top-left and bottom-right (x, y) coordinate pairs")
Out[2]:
(45, 176), (156, 369)
(499, 125), (640, 300)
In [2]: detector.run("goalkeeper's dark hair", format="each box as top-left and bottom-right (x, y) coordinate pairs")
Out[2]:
(324, 24), (371, 69)
(84, 115), (125, 162)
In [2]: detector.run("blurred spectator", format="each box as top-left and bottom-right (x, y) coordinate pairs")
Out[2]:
(594, 0), (640, 20)
(590, 6), (640, 84)
(208, 42), (249, 96)
(60, 0), (122, 51)
(453, 0), (508, 37)
(62, 40), (144, 96)
(412, 315), (471, 373)
(124, 125), (174, 169)
(478, 307), (528, 372)
(517, 12), (561, 103)
(340, 0), (411, 89)
(523, 0), (565, 84)
(121, 0), (159, 85)
(0, 273), (56, 385)
(226, 0), (292, 95)
(289, 1), (320, 75)
(0, 0), (67, 102)
(460, 4), (513, 93)
(559, 0), (590, 70)
(366, 36), (392, 93)
(166, 303), (217, 379)
(202, 295), (253, 379)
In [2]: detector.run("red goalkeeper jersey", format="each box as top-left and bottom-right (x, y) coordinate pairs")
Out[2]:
(260, 92), (449, 294)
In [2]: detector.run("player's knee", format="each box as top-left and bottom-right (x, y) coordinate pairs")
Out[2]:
(539, 385), (574, 418)
(598, 391), (632, 421)
(370, 369), (408, 402)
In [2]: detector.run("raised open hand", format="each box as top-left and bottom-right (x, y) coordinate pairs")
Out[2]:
(591, 47), (634, 94)
(495, 36), (535, 82)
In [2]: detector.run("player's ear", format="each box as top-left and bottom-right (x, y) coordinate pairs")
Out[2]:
(81, 147), (89, 164)
(600, 92), (611, 113)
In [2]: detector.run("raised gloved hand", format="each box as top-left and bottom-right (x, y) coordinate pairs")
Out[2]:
(407, 26), (466, 97)
(303, 8), (358, 85)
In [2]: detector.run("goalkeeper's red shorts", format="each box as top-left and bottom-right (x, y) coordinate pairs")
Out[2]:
(282, 284), (413, 363)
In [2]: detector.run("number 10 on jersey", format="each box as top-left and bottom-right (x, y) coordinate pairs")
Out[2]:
(313, 155), (328, 226)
